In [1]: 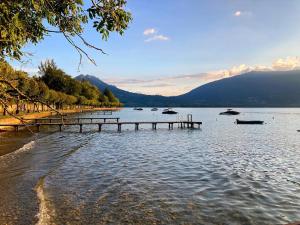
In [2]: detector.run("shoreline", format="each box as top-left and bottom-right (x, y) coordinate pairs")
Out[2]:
(0, 107), (121, 132)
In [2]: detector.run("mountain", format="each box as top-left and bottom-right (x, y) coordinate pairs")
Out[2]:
(176, 70), (300, 107)
(76, 74), (173, 106)
(76, 70), (300, 107)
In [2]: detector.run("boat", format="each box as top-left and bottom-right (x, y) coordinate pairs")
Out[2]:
(151, 108), (158, 111)
(236, 119), (264, 125)
(219, 109), (240, 115)
(134, 107), (143, 111)
(162, 109), (178, 114)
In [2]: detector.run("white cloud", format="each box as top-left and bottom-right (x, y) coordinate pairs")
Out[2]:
(272, 57), (300, 71)
(143, 28), (156, 36)
(145, 35), (170, 42)
(234, 10), (252, 17)
(234, 11), (242, 17)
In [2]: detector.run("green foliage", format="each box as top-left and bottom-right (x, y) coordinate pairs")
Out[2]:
(104, 87), (119, 103)
(39, 59), (121, 105)
(0, 60), (121, 109)
(0, 0), (132, 61)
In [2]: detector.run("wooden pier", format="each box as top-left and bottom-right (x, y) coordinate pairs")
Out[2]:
(0, 121), (202, 133)
(21, 117), (120, 123)
(60, 110), (113, 116)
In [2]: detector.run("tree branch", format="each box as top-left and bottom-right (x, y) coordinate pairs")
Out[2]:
(62, 32), (97, 70)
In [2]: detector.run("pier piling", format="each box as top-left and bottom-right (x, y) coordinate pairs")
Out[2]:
(36, 124), (40, 132)
(152, 123), (157, 130)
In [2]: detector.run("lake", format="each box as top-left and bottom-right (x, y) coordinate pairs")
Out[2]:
(0, 108), (300, 225)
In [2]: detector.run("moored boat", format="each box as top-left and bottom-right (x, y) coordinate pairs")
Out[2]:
(134, 107), (143, 111)
(236, 119), (264, 125)
(151, 108), (158, 111)
(220, 109), (240, 115)
(162, 109), (178, 114)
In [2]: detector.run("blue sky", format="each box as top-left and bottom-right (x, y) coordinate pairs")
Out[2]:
(12, 0), (300, 96)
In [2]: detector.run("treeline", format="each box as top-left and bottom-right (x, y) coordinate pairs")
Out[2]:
(0, 60), (121, 116)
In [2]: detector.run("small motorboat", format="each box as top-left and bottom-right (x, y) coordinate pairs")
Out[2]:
(162, 109), (178, 114)
(236, 119), (264, 125)
(151, 108), (158, 111)
(220, 109), (240, 115)
(134, 107), (143, 111)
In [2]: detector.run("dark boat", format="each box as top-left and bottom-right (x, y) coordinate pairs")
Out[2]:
(220, 109), (240, 115)
(134, 107), (143, 111)
(162, 109), (178, 114)
(236, 119), (264, 125)
(151, 108), (158, 111)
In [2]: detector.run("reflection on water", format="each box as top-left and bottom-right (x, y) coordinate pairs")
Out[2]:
(0, 108), (300, 225)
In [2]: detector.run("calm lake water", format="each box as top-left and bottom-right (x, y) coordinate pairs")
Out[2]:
(0, 108), (300, 225)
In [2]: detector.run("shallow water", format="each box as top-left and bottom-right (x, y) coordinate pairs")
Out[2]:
(0, 108), (300, 225)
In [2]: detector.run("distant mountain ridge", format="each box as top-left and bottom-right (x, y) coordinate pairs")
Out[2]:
(76, 74), (173, 106)
(76, 70), (300, 107)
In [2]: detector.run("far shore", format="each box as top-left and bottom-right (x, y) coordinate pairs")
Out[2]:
(0, 107), (121, 132)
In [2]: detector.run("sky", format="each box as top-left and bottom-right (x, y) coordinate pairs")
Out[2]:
(12, 0), (300, 96)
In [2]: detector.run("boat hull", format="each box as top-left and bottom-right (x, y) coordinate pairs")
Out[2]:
(220, 111), (240, 115)
(236, 119), (264, 125)
(162, 111), (178, 115)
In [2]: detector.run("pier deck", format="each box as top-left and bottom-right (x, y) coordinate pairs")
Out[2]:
(0, 121), (202, 132)
(21, 117), (120, 123)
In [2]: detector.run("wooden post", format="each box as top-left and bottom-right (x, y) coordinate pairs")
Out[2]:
(117, 118), (119, 123)
(59, 124), (62, 132)
(91, 118), (93, 123)
(14, 125), (19, 132)
(35, 119), (38, 123)
(104, 118), (106, 123)
(77, 118), (80, 123)
(49, 119), (52, 123)
(36, 124), (40, 132)
(79, 124), (83, 133)
(135, 123), (139, 131)
(152, 123), (157, 130)
(118, 124), (121, 132)
(98, 124), (102, 132)
(180, 122), (183, 129)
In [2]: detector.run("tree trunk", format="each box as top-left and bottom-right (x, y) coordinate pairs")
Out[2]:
(3, 106), (6, 116)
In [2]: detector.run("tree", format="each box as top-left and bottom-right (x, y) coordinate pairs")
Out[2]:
(104, 87), (119, 103)
(39, 59), (110, 106)
(0, 0), (132, 66)
(1, 1), (129, 120)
